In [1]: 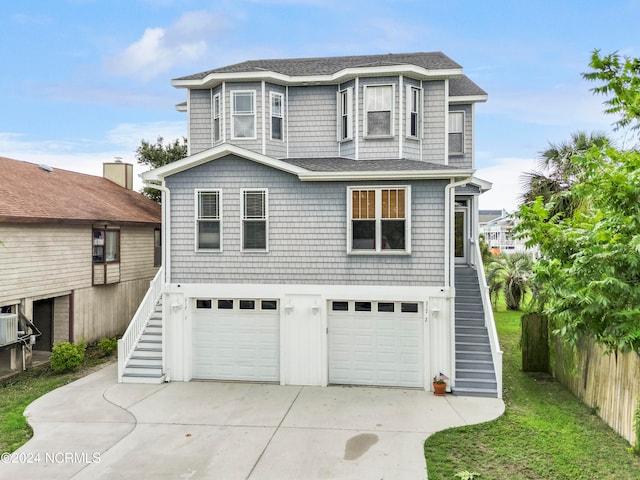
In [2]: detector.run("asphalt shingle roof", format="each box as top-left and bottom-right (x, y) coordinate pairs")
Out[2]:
(0, 157), (161, 225)
(450, 75), (487, 97)
(281, 157), (468, 172)
(175, 51), (462, 81)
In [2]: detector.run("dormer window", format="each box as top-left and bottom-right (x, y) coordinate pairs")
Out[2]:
(365, 85), (393, 137)
(232, 91), (255, 139)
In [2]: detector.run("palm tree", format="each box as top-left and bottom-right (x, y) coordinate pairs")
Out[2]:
(519, 131), (610, 218)
(486, 252), (533, 310)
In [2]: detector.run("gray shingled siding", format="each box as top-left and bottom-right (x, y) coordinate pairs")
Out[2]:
(189, 89), (212, 155)
(422, 81), (446, 164)
(448, 104), (473, 169)
(287, 85), (339, 158)
(166, 155), (446, 286)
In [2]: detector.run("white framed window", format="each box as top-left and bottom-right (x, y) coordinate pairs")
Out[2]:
(195, 189), (221, 251)
(270, 92), (284, 140)
(241, 189), (268, 251)
(232, 91), (255, 139)
(365, 85), (394, 137)
(407, 86), (421, 138)
(449, 111), (464, 155)
(212, 93), (221, 143)
(337, 87), (353, 141)
(347, 186), (410, 254)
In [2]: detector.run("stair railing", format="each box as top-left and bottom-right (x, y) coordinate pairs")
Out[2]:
(474, 244), (503, 399)
(118, 266), (164, 382)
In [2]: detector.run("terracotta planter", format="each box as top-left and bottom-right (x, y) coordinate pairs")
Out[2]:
(433, 382), (447, 396)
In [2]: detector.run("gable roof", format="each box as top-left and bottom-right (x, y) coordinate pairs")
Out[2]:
(142, 144), (474, 184)
(0, 157), (161, 225)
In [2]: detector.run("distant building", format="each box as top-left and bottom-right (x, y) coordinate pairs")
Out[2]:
(479, 209), (529, 255)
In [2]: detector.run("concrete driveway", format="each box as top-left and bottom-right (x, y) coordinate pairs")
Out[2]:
(3, 363), (504, 479)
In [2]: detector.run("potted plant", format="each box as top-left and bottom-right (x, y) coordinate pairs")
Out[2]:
(432, 373), (448, 396)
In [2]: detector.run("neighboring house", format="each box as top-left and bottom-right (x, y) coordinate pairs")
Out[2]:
(121, 52), (502, 397)
(0, 157), (161, 372)
(480, 209), (529, 255)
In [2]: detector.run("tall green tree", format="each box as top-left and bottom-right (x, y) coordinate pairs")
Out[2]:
(516, 49), (640, 353)
(136, 136), (188, 202)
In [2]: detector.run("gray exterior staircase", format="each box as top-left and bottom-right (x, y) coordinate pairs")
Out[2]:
(121, 299), (164, 384)
(453, 266), (498, 397)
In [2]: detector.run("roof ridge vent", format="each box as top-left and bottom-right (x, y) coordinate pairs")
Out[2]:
(39, 164), (54, 173)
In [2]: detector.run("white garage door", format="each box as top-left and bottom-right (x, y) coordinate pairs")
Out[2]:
(328, 300), (423, 388)
(192, 299), (280, 381)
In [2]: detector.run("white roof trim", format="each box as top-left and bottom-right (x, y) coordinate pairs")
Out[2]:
(469, 176), (493, 192)
(172, 65), (464, 88)
(449, 94), (488, 104)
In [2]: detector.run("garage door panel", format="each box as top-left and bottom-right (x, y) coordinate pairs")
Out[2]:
(329, 301), (423, 388)
(192, 301), (279, 381)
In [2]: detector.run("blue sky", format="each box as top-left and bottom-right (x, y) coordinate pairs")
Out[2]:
(1, 0), (638, 210)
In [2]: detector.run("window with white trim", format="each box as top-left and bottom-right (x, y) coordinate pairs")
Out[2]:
(232, 91), (255, 139)
(449, 111), (464, 155)
(242, 189), (268, 251)
(213, 93), (221, 143)
(408, 86), (421, 138)
(348, 186), (410, 253)
(338, 87), (353, 141)
(196, 190), (221, 251)
(365, 85), (393, 137)
(270, 92), (283, 140)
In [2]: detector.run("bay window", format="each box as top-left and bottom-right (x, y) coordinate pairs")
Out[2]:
(271, 92), (283, 140)
(365, 85), (393, 137)
(449, 111), (464, 155)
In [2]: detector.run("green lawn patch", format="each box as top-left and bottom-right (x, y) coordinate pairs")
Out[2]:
(0, 346), (114, 454)
(424, 307), (640, 480)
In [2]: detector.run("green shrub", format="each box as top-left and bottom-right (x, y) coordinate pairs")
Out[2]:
(50, 340), (86, 372)
(97, 337), (117, 357)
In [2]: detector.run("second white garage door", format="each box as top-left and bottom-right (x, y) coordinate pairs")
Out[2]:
(328, 300), (424, 388)
(192, 299), (280, 381)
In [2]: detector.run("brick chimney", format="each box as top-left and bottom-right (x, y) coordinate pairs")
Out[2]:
(103, 159), (133, 189)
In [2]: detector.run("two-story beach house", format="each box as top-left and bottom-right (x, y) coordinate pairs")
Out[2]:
(120, 52), (502, 397)
(0, 158), (161, 374)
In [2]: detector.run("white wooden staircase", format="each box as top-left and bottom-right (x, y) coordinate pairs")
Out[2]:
(118, 268), (165, 384)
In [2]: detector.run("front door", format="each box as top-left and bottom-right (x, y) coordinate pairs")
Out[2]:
(33, 298), (53, 351)
(454, 207), (468, 264)
(283, 294), (324, 386)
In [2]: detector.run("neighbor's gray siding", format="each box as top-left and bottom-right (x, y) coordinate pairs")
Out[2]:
(448, 103), (473, 169)
(422, 80), (446, 164)
(167, 155), (446, 286)
(287, 85), (338, 158)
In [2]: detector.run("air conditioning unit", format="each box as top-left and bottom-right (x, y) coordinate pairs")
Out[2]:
(0, 313), (18, 345)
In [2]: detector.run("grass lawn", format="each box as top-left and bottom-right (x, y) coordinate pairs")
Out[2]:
(0, 346), (114, 454)
(424, 306), (640, 480)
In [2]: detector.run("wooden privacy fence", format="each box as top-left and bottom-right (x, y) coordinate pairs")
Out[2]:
(552, 335), (640, 445)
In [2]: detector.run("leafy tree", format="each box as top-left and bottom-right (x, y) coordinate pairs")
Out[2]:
(136, 136), (188, 202)
(515, 49), (640, 353)
(485, 252), (533, 310)
(583, 50), (640, 132)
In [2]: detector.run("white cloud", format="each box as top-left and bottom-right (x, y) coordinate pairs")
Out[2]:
(476, 156), (537, 212)
(104, 10), (227, 81)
